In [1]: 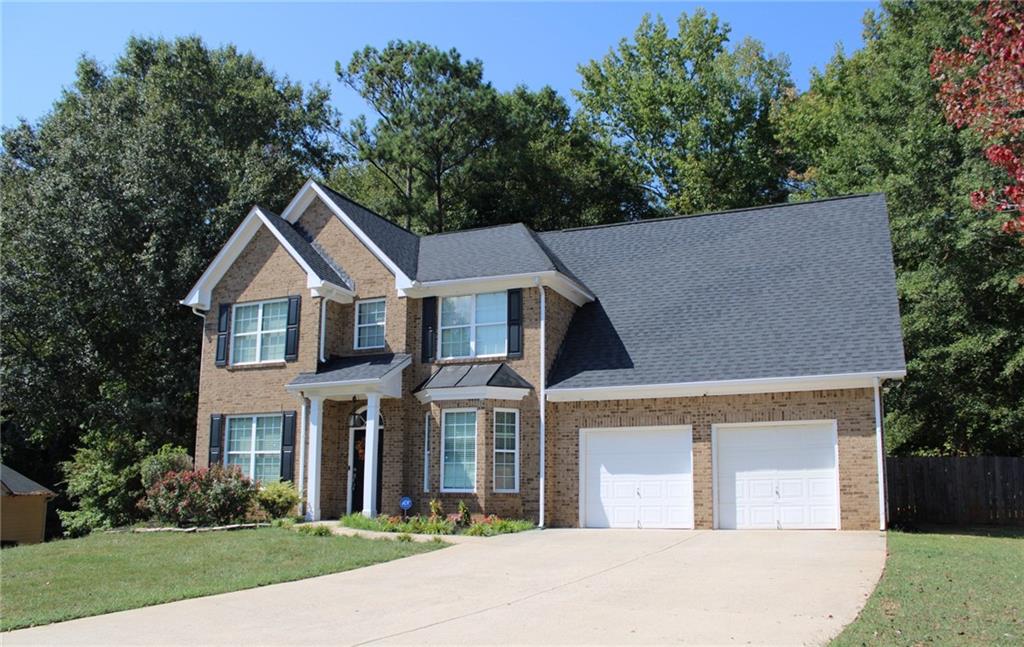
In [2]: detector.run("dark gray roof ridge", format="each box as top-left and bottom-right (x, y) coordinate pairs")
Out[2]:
(547, 193), (885, 234)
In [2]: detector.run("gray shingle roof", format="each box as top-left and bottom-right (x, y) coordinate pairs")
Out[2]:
(289, 353), (411, 387)
(540, 194), (906, 390)
(259, 206), (353, 291)
(416, 363), (533, 392)
(417, 223), (558, 282)
(314, 183), (420, 279)
(1, 464), (55, 497)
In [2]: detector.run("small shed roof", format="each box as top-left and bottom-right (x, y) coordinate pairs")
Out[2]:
(1, 464), (56, 497)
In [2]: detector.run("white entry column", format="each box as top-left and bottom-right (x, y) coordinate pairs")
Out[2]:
(305, 396), (324, 521)
(362, 393), (381, 518)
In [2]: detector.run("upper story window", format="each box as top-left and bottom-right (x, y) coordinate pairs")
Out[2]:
(231, 299), (288, 364)
(355, 298), (386, 350)
(439, 292), (506, 359)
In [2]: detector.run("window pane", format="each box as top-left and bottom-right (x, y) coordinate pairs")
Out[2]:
(233, 335), (257, 363)
(233, 304), (259, 334)
(254, 454), (281, 483)
(255, 416), (282, 451)
(440, 296), (472, 327)
(357, 324), (385, 348)
(443, 411), (476, 490)
(495, 454), (516, 490)
(357, 301), (386, 325)
(440, 327), (471, 357)
(225, 453), (249, 475)
(260, 331), (285, 361)
(475, 324), (506, 356)
(475, 292), (506, 325)
(226, 418), (252, 452)
(261, 301), (289, 332)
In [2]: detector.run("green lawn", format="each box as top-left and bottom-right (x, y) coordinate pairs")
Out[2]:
(0, 528), (444, 631)
(833, 528), (1024, 646)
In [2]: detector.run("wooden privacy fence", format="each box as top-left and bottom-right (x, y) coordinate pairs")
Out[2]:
(886, 456), (1024, 526)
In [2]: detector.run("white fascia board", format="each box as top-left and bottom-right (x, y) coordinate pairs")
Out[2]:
(414, 385), (531, 404)
(405, 271), (594, 306)
(180, 205), (351, 310)
(545, 370), (908, 402)
(311, 280), (354, 304)
(281, 180), (415, 294)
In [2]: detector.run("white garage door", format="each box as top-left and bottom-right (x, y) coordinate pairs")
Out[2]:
(715, 423), (838, 529)
(581, 426), (693, 529)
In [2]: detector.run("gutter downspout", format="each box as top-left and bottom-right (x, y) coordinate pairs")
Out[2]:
(297, 394), (308, 516)
(318, 298), (327, 363)
(537, 279), (547, 528)
(873, 377), (887, 531)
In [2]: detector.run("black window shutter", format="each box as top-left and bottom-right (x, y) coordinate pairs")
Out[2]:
(284, 295), (301, 361)
(215, 304), (230, 367)
(280, 411), (296, 482)
(507, 289), (523, 358)
(209, 414), (224, 467)
(421, 297), (437, 363)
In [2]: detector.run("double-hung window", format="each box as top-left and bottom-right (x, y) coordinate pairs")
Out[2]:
(439, 292), (506, 358)
(225, 414), (283, 482)
(354, 298), (386, 349)
(441, 409), (477, 492)
(493, 409), (519, 493)
(231, 300), (288, 364)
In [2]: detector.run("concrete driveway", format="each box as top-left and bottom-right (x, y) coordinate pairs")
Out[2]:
(4, 529), (885, 646)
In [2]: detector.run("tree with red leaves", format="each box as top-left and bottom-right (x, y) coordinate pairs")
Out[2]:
(932, 0), (1024, 239)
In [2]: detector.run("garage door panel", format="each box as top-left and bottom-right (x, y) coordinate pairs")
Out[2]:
(716, 423), (838, 530)
(583, 428), (693, 529)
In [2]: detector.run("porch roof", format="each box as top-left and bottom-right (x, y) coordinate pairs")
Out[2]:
(286, 353), (411, 398)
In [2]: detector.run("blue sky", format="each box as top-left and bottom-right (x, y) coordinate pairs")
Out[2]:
(2, 2), (875, 128)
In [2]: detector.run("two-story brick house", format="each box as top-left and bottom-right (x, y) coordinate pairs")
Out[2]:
(182, 181), (905, 530)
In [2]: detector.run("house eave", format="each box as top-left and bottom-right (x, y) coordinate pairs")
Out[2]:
(545, 370), (908, 402)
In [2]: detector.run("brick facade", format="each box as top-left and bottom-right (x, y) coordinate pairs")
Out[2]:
(194, 195), (884, 531)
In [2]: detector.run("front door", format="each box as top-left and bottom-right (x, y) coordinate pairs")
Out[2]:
(350, 426), (384, 515)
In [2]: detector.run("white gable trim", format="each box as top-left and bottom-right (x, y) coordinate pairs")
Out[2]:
(180, 205), (354, 310)
(281, 180), (415, 294)
(545, 370), (907, 402)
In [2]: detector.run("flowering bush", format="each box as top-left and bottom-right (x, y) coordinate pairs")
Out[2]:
(144, 465), (257, 527)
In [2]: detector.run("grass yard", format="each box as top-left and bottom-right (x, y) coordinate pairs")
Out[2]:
(833, 528), (1024, 646)
(0, 527), (444, 631)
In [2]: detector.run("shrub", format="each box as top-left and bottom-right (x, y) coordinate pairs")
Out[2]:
(457, 500), (472, 527)
(139, 444), (194, 489)
(466, 515), (535, 536)
(257, 481), (300, 519)
(396, 533), (413, 543)
(296, 524), (332, 537)
(429, 498), (444, 519)
(144, 465), (257, 527)
(339, 513), (383, 531)
(59, 430), (149, 537)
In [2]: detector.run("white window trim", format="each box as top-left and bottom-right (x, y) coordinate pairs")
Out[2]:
(230, 299), (289, 366)
(353, 298), (387, 350)
(224, 413), (283, 482)
(492, 408), (520, 493)
(437, 292), (507, 360)
(423, 413), (431, 493)
(440, 408), (478, 493)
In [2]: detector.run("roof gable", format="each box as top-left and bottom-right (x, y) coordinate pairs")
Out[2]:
(181, 206), (354, 310)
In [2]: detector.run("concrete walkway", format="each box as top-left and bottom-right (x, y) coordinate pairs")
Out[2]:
(4, 529), (885, 646)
